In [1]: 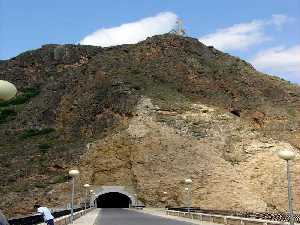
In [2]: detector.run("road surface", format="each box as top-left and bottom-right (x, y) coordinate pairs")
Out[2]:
(96, 208), (197, 225)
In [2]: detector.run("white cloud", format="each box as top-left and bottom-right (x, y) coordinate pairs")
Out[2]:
(80, 12), (178, 47)
(198, 14), (290, 51)
(268, 14), (290, 27)
(251, 45), (300, 81)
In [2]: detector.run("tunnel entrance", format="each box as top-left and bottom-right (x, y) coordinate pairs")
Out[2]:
(96, 192), (132, 208)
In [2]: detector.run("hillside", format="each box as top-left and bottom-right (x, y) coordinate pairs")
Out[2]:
(0, 34), (300, 217)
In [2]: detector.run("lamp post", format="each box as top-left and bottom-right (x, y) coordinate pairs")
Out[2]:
(278, 149), (296, 225)
(0, 80), (17, 101)
(69, 169), (80, 223)
(184, 187), (189, 210)
(90, 190), (96, 207)
(184, 178), (192, 214)
(134, 194), (138, 206)
(163, 191), (168, 208)
(83, 184), (90, 211)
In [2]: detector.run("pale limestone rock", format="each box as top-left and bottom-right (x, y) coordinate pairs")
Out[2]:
(56, 97), (300, 212)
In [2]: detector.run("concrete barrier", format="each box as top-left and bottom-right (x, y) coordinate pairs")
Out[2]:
(166, 210), (291, 225)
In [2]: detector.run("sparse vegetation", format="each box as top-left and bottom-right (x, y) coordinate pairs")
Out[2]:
(287, 107), (297, 117)
(50, 175), (70, 184)
(0, 108), (17, 123)
(20, 128), (55, 139)
(1, 34), (300, 217)
(34, 181), (48, 189)
(0, 87), (40, 107)
(38, 143), (52, 153)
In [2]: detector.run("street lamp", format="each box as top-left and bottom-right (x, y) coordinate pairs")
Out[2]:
(134, 194), (138, 206)
(184, 178), (192, 214)
(89, 190), (96, 207)
(163, 191), (168, 208)
(83, 184), (90, 211)
(91, 192), (98, 208)
(278, 149), (296, 225)
(0, 80), (17, 101)
(69, 169), (80, 223)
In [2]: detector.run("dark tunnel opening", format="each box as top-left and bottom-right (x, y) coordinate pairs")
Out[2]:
(96, 192), (132, 208)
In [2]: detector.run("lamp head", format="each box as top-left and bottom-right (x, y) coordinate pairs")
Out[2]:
(0, 80), (17, 101)
(163, 191), (168, 194)
(184, 187), (189, 191)
(184, 178), (192, 184)
(69, 169), (80, 177)
(83, 184), (90, 188)
(278, 149), (296, 161)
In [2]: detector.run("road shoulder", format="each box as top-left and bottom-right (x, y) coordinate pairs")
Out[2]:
(129, 208), (219, 225)
(72, 209), (101, 225)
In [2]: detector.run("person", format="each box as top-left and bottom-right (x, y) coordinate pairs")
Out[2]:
(0, 210), (9, 225)
(34, 205), (55, 225)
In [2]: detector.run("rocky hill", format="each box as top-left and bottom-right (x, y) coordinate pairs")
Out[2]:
(1, 34), (300, 217)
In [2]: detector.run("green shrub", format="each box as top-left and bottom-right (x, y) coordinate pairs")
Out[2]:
(39, 143), (51, 149)
(8, 95), (29, 105)
(23, 87), (40, 97)
(38, 143), (51, 154)
(287, 108), (297, 117)
(50, 175), (69, 184)
(34, 182), (47, 188)
(20, 128), (55, 139)
(0, 108), (17, 123)
(131, 68), (141, 74)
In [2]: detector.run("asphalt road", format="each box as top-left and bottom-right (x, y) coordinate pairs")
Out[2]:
(96, 208), (196, 225)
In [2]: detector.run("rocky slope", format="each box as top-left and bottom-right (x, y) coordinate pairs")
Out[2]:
(0, 34), (299, 217)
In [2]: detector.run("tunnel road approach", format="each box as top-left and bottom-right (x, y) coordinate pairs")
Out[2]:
(95, 208), (199, 225)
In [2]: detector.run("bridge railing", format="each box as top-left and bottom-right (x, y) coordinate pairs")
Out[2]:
(8, 206), (93, 225)
(131, 205), (145, 210)
(167, 207), (299, 224)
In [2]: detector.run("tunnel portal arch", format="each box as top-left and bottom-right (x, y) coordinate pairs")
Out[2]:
(96, 192), (132, 208)
(92, 186), (137, 208)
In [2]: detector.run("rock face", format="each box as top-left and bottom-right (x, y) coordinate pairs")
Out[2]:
(0, 34), (299, 217)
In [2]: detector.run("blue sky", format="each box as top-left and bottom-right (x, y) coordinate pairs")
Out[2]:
(1, 0), (299, 83)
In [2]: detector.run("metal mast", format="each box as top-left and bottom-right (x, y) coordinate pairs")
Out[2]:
(176, 19), (185, 36)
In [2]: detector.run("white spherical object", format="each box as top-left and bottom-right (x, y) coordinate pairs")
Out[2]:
(184, 178), (192, 184)
(0, 80), (17, 101)
(83, 184), (90, 188)
(163, 191), (168, 194)
(278, 149), (296, 161)
(184, 187), (189, 191)
(69, 169), (80, 177)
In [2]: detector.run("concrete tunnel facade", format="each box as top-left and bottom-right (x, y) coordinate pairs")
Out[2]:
(91, 186), (137, 208)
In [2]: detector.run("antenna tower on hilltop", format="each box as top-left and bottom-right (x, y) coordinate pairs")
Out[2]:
(176, 19), (185, 36)
(169, 18), (186, 36)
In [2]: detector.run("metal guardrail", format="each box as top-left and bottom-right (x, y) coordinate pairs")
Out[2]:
(131, 205), (145, 210)
(167, 207), (300, 223)
(8, 206), (90, 225)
